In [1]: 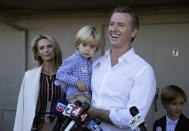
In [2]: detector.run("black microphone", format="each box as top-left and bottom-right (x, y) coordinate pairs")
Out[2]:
(50, 99), (69, 131)
(60, 100), (82, 131)
(59, 118), (72, 131)
(72, 102), (90, 120)
(65, 102), (90, 131)
(129, 106), (147, 131)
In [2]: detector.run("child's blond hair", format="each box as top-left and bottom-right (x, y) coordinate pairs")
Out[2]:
(75, 26), (102, 52)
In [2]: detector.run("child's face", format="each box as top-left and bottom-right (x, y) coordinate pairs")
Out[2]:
(164, 96), (185, 120)
(78, 42), (97, 59)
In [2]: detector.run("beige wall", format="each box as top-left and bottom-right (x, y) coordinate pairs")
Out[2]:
(0, 23), (25, 108)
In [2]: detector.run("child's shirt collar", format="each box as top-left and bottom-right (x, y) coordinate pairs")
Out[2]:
(166, 114), (179, 131)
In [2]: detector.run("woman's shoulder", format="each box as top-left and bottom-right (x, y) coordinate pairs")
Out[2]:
(25, 66), (42, 75)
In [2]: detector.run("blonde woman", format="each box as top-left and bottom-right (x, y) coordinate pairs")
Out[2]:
(14, 34), (64, 131)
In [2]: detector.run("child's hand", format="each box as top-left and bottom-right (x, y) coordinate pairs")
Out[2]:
(77, 80), (88, 91)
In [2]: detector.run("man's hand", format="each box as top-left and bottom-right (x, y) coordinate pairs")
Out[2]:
(77, 80), (88, 91)
(88, 107), (113, 125)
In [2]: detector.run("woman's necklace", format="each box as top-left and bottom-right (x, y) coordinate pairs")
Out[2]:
(42, 67), (57, 76)
(42, 70), (57, 75)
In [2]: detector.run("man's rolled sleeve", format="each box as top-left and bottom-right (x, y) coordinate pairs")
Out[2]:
(109, 108), (132, 128)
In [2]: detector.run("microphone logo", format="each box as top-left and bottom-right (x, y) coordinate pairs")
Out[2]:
(56, 102), (67, 112)
(63, 103), (76, 117)
(71, 107), (82, 117)
(80, 111), (88, 122)
(129, 113), (145, 130)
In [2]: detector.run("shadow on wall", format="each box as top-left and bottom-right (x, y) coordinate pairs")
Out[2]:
(0, 108), (15, 131)
(0, 119), (14, 131)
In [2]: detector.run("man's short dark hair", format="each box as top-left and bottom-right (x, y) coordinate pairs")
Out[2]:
(111, 6), (139, 30)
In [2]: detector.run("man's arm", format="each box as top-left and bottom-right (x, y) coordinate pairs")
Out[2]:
(89, 66), (156, 129)
(87, 107), (113, 125)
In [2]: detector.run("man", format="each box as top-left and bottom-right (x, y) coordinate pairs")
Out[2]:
(88, 6), (156, 130)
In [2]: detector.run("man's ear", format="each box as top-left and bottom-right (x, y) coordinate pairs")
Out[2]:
(131, 28), (138, 38)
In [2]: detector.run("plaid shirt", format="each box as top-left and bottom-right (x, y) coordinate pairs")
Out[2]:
(55, 50), (92, 99)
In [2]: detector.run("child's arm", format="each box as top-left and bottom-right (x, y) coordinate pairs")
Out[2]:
(77, 79), (88, 91)
(56, 56), (88, 92)
(56, 58), (78, 86)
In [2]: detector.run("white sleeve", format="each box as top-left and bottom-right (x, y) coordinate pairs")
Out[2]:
(109, 66), (156, 128)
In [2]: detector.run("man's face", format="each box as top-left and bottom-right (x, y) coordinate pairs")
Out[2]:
(108, 13), (137, 49)
(164, 96), (185, 120)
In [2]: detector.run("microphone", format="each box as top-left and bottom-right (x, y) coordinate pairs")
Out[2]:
(65, 102), (90, 131)
(59, 100), (82, 130)
(50, 99), (70, 131)
(61, 100), (82, 131)
(85, 118), (103, 131)
(71, 102), (90, 121)
(63, 100), (81, 117)
(79, 111), (89, 123)
(129, 106), (147, 131)
(53, 99), (70, 115)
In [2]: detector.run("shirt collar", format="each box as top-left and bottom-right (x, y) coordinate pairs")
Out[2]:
(166, 114), (179, 125)
(105, 47), (135, 63)
(75, 50), (92, 61)
(75, 50), (81, 56)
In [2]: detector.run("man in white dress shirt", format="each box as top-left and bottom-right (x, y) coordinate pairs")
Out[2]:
(87, 6), (156, 131)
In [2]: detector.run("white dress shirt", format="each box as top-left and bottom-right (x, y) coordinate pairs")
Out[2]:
(91, 48), (156, 131)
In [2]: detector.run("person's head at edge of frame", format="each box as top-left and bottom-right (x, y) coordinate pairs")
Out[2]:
(31, 34), (62, 68)
(161, 85), (187, 120)
(75, 25), (102, 59)
(108, 6), (139, 48)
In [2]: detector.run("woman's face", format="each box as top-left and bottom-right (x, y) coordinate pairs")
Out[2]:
(37, 39), (56, 62)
